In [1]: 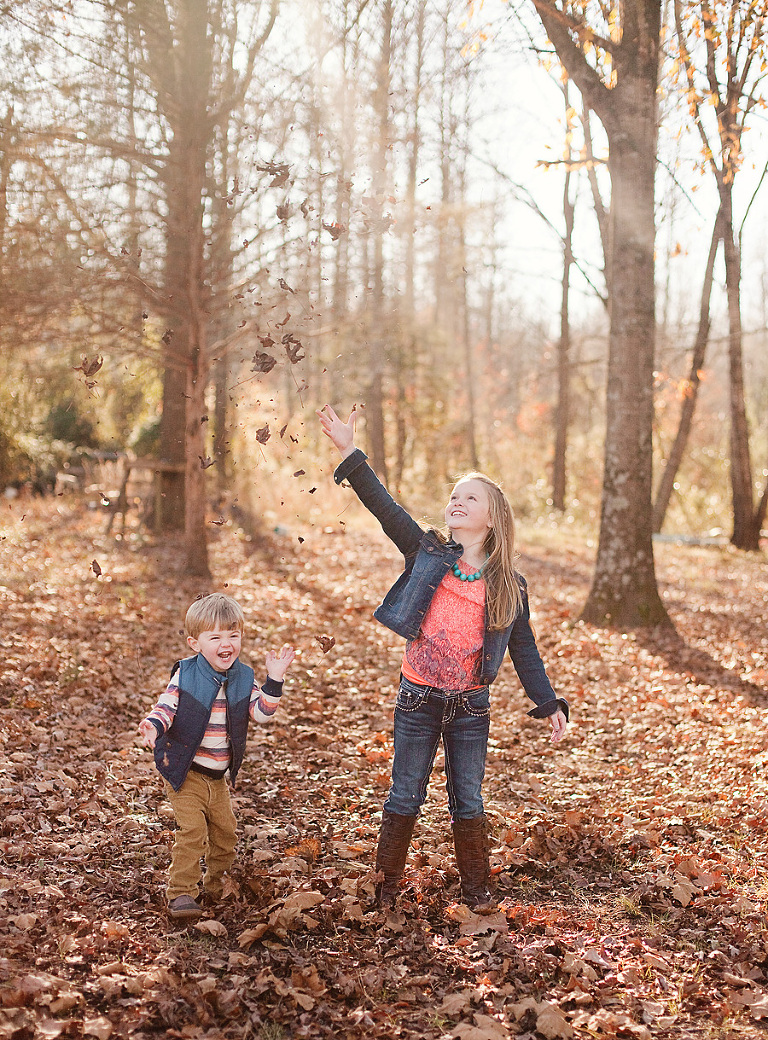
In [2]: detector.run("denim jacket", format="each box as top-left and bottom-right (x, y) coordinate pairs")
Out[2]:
(335, 449), (568, 721)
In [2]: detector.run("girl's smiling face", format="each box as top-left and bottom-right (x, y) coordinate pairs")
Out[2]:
(445, 478), (493, 538)
(187, 627), (243, 672)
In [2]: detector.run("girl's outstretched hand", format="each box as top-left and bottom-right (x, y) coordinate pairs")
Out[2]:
(549, 709), (567, 743)
(316, 404), (358, 458)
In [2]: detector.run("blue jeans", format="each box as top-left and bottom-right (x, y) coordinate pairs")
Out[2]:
(383, 676), (490, 820)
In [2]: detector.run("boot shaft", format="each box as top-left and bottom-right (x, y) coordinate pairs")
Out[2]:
(452, 813), (492, 910)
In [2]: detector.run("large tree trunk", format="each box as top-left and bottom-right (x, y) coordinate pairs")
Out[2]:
(653, 213), (721, 532)
(157, 0), (212, 574)
(533, 0), (669, 627)
(583, 131), (666, 625)
(365, 0), (393, 481)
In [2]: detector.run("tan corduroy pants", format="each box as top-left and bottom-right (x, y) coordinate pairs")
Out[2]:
(163, 771), (238, 902)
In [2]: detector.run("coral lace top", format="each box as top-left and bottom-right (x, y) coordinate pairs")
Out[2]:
(401, 560), (486, 691)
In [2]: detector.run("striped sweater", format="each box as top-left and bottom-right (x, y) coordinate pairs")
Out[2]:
(144, 673), (283, 776)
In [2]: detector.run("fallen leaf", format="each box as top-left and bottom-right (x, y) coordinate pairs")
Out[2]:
(83, 1017), (113, 1039)
(282, 890), (325, 911)
(194, 919), (228, 937)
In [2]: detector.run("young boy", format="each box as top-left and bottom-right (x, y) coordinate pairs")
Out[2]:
(139, 593), (295, 920)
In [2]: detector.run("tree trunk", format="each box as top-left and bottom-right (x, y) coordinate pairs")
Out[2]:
(721, 190), (759, 549)
(533, 0), (669, 628)
(582, 131), (667, 625)
(652, 213), (721, 532)
(185, 337), (211, 579)
(157, 0), (212, 574)
(365, 0), (393, 481)
(552, 93), (575, 512)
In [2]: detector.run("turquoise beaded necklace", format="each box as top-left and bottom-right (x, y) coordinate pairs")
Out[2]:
(452, 559), (486, 582)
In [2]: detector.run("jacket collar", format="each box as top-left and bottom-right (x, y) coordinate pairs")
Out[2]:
(423, 529), (463, 556)
(193, 652), (248, 692)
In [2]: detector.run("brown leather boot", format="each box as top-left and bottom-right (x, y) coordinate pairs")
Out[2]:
(375, 810), (417, 908)
(453, 814), (494, 911)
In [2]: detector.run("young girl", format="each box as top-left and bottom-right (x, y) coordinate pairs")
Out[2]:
(317, 405), (568, 910)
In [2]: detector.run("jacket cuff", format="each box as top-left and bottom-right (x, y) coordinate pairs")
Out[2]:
(526, 697), (569, 722)
(149, 718), (165, 737)
(261, 677), (284, 699)
(333, 448), (369, 485)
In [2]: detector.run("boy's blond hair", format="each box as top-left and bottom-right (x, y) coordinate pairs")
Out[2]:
(185, 593), (245, 639)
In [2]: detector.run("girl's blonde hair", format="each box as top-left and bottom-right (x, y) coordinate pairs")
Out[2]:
(185, 593), (245, 639)
(451, 473), (523, 630)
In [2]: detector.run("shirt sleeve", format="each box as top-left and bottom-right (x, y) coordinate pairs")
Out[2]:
(142, 678), (179, 736)
(249, 677), (284, 723)
(508, 581), (570, 721)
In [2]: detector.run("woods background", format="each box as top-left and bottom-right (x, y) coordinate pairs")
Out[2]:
(1, 0), (767, 611)
(4, 4), (768, 1039)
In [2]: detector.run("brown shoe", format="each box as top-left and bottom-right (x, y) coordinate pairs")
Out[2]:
(168, 895), (203, 920)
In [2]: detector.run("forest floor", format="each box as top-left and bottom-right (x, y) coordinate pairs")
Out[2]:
(2, 495), (768, 1040)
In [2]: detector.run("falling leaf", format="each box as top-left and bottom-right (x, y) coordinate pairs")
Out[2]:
(252, 351), (277, 373)
(255, 424), (271, 444)
(279, 424), (288, 438)
(161, 328), (174, 345)
(315, 634), (335, 653)
(72, 354), (104, 391)
(283, 335), (305, 363)
(210, 516), (227, 526)
(91, 560), (102, 577)
(276, 203), (290, 222)
(276, 312), (291, 327)
(293, 470), (305, 477)
(322, 221), (346, 240)
(278, 278), (296, 294)
(199, 456), (216, 470)
(257, 161), (290, 187)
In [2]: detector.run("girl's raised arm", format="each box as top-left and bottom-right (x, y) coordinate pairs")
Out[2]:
(317, 404), (358, 459)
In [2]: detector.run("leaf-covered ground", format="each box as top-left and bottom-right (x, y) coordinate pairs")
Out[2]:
(2, 497), (768, 1040)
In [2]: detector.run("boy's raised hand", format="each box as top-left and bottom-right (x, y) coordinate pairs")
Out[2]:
(139, 718), (158, 748)
(316, 404), (358, 458)
(266, 644), (297, 681)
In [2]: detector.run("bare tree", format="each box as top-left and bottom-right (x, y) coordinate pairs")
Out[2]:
(552, 81), (576, 513)
(673, 0), (768, 550)
(652, 211), (722, 532)
(531, 0), (669, 627)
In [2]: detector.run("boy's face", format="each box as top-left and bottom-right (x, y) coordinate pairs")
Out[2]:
(187, 627), (243, 673)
